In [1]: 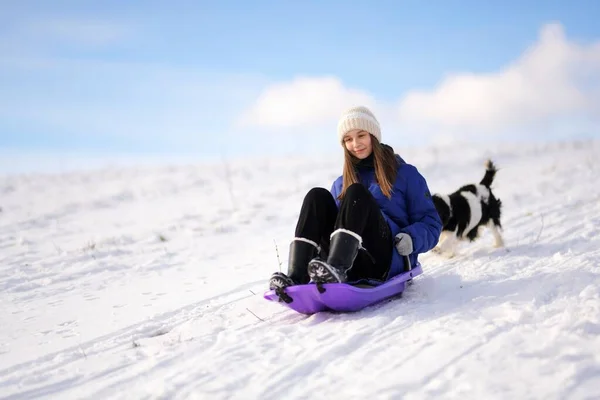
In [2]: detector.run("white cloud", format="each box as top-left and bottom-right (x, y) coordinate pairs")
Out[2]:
(237, 76), (377, 128)
(241, 23), (600, 143)
(397, 23), (600, 136)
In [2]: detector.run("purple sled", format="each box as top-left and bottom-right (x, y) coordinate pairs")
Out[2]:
(264, 262), (422, 314)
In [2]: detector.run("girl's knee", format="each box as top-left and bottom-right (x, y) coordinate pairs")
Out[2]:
(345, 183), (370, 200)
(304, 187), (334, 203)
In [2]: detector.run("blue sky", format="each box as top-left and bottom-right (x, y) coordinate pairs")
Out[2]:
(1, 0), (599, 168)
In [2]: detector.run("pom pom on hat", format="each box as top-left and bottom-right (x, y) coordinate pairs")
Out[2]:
(337, 106), (381, 143)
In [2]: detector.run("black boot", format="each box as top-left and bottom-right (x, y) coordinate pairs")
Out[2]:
(307, 229), (361, 284)
(269, 238), (320, 290)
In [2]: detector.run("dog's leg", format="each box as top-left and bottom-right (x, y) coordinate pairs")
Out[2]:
(432, 231), (450, 253)
(448, 235), (460, 257)
(436, 231), (460, 258)
(489, 221), (505, 248)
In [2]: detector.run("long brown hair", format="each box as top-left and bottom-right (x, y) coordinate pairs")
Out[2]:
(338, 135), (398, 200)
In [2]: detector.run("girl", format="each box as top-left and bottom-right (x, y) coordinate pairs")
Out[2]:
(269, 106), (442, 290)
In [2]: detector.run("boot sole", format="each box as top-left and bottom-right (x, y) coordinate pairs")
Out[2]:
(269, 272), (295, 304)
(307, 259), (346, 283)
(269, 272), (295, 290)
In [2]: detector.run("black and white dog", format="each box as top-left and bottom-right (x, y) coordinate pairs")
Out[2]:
(431, 159), (504, 257)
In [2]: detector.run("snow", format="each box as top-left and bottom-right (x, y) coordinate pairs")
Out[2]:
(1, 139), (600, 399)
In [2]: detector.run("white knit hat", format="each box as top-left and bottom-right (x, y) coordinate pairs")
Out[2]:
(337, 105), (381, 143)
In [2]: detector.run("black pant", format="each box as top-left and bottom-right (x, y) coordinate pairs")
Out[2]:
(294, 183), (393, 281)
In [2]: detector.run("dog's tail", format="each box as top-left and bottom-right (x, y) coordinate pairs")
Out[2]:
(480, 159), (498, 188)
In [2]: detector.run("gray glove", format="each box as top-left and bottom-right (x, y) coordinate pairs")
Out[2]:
(394, 233), (413, 255)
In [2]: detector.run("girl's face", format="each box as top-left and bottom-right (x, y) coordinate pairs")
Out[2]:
(343, 129), (373, 159)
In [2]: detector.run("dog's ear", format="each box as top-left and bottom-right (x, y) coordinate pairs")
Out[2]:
(432, 195), (450, 226)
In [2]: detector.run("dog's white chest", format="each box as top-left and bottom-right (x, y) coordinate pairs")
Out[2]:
(460, 191), (483, 233)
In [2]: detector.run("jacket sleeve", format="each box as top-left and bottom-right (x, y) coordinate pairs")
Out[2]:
(400, 168), (442, 253)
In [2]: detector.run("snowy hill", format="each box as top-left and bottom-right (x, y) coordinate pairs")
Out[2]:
(1, 139), (599, 399)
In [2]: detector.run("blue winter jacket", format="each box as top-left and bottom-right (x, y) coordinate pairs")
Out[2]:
(330, 154), (442, 279)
